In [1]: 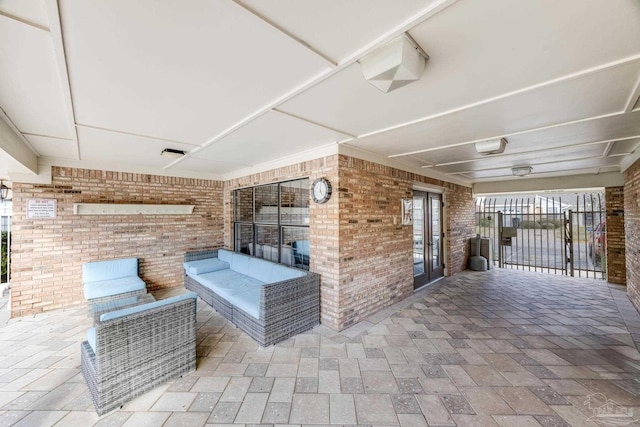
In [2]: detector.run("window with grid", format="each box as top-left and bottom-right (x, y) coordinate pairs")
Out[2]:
(233, 178), (310, 270)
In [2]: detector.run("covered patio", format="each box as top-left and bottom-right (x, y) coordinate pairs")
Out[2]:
(1, 268), (639, 426)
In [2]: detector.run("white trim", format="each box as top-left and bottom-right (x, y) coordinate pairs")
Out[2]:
(35, 156), (224, 181)
(473, 172), (623, 195)
(412, 183), (444, 194)
(73, 203), (195, 215)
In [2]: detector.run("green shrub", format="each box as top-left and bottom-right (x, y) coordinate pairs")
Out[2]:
(478, 216), (493, 227)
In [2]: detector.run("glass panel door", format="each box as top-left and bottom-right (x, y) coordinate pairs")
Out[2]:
(413, 191), (444, 289)
(413, 196), (425, 280)
(429, 193), (444, 280)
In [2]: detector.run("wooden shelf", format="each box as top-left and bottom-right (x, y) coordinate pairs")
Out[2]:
(73, 203), (195, 215)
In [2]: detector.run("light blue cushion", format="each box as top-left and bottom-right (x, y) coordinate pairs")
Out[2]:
(87, 327), (97, 353)
(228, 289), (262, 319)
(247, 257), (274, 282)
(83, 258), (138, 283)
(218, 249), (233, 264)
(83, 276), (146, 300)
(100, 292), (197, 322)
(194, 270), (264, 300)
(230, 253), (251, 275)
(184, 258), (229, 275)
(270, 264), (306, 283)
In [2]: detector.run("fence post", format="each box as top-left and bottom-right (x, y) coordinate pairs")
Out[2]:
(498, 211), (503, 268)
(568, 210), (574, 277)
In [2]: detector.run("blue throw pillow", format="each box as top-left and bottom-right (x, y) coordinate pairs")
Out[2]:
(184, 258), (229, 275)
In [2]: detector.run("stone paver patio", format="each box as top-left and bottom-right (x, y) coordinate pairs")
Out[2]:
(1, 268), (639, 426)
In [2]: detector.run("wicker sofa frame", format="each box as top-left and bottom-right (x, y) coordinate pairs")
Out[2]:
(184, 249), (320, 346)
(81, 296), (197, 415)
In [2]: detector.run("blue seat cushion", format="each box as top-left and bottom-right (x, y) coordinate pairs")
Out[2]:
(184, 258), (229, 275)
(83, 276), (146, 300)
(228, 289), (261, 319)
(270, 265), (305, 283)
(218, 249), (233, 264)
(83, 258), (138, 283)
(87, 327), (97, 353)
(100, 292), (197, 322)
(247, 257), (274, 282)
(192, 270), (264, 300)
(230, 253), (251, 275)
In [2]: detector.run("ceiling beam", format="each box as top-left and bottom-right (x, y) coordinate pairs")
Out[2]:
(625, 74), (640, 113)
(44, 0), (80, 160)
(231, 0), (338, 67)
(0, 113), (38, 174)
(0, 10), (49, 31)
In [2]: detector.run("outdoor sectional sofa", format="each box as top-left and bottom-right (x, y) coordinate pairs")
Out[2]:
(81, 292), (198, 415)
(184, 248), (320, 346)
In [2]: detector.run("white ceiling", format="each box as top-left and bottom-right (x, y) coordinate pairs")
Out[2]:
(0, 0), (639, 189)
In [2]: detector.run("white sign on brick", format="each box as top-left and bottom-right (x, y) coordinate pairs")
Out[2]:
(27, 199), (57, 219)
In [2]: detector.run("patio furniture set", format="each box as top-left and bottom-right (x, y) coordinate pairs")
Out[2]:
(79, 251), (320, 415)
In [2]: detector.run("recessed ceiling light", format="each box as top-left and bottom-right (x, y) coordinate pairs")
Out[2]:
(161, 148), (186, 158)
(512, 166), (533, 177)
(475, 138), (507, 155)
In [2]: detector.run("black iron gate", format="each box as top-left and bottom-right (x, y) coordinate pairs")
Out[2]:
(475, 194), (606, 279)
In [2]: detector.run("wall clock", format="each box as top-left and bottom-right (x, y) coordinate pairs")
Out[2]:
(311, 178), (332, 204)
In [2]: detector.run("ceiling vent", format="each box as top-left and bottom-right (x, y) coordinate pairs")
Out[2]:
(161, 148), (186, 158)
(359, 34), (428, 93)
(475, 138), (507, 155)
(512, 166), (533, 177)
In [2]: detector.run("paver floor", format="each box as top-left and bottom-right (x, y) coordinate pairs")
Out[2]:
(1, 269), (639, 426)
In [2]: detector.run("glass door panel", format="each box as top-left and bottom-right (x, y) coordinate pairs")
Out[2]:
(429, 194), (444, 280)
(413, 196), (425, 278)
(413, 191), (444, 289)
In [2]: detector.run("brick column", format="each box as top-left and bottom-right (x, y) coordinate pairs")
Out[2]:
(624, 160), (640, 312)
(605, 186), (625, 285)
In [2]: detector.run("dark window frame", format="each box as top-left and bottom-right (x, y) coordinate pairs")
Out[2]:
(233, 178), (310, 270)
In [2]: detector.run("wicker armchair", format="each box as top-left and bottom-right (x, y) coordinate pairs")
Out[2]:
(81, 293), (197, 415)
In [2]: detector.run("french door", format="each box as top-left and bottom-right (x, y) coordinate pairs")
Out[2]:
(413, 191), (444, 289)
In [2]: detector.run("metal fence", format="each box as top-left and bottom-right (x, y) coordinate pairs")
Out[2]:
(1, 215), (10, 284)
(475, 195), (606, 279)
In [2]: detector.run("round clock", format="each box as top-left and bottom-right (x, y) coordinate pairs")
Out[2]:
(311, 178), (332, 204)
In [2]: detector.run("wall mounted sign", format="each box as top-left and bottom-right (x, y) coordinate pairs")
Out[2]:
(27, 199), (57, 219)
(402, 198), (413, 226)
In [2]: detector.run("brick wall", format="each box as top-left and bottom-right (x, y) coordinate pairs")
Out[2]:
(605, 186), (625, 285)
(624, 159), (640, 312)
(337, 156), (475, 329)
(10, 167), (224, 317)
(224, 155), (474, 330)
(10, 156), (475, 329)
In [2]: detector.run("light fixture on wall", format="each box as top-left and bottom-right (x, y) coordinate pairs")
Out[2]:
(475, 138), (507, 155)
(0, 180), (8, 201)
(161, 148), (186, 158)
(511, 166), (533, 177)
(359, 33), (428, 93)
